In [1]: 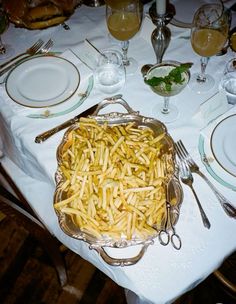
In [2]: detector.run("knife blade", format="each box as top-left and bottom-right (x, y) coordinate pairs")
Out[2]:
(34, 103), (99, 143)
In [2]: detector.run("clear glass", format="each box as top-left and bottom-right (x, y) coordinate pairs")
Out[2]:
(220, 58), (236, 105)
(0, 8), (14, 60)
(106, 0), (142, 75)
(145, 61), (190, 123)
(94, 49), (126, 94)
(189, 3), (229, 93)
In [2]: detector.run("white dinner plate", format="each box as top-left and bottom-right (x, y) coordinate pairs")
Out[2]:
(198, 135), (236, 191)
(210, 114), (236, 177)
(170, 0), (222, 28)
(6, 55), (80, 108)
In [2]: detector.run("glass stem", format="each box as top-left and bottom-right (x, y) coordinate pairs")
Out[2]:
(121, 40), (130, 66)
(162, 97), (170, 114)
(0, 36), (6, 54)
(197, 57), (209, 83)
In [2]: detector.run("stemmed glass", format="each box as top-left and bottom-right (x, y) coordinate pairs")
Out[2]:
(0, 7), (14, 60)
(190, 3), (229, 93)
(144, 61), (190, 123)
(106, 0), (142, 74)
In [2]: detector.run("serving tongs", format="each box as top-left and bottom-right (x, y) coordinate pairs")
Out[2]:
(158, 157), (182, 250)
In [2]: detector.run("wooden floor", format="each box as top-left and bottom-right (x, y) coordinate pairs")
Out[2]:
(0, 215), (235, 304)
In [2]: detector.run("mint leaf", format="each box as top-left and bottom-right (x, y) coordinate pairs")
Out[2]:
(145, 62), (193, 92)
(145, 77), (164, 86)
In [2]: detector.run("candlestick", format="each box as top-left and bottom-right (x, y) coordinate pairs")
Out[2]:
(156, 0), (166, 15)
(149, 2), (173, 64)
(151, 15), (170, 63)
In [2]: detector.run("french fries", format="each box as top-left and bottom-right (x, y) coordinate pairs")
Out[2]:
(54, 118), (174, 240)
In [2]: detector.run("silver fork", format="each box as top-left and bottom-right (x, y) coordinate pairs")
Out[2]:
(0, 39), (44, 70)
(176, 140), (236, 218)
(36, 39), (53, 55)
(0, 39), (53, 77)
(178, 159), (211, 229)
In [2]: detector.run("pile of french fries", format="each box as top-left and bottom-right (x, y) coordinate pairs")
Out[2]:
(54, 118), (174, 240)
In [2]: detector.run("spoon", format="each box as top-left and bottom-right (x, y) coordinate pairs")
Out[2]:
(141, 64), (153, 77)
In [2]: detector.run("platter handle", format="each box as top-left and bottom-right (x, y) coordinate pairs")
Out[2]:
(92, 94), (140, 116)
(90, 241), (153, 266)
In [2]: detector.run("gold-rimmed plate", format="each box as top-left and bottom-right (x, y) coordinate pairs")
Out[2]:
(6, 55), (80, 108)
(210, 114), (236, 177)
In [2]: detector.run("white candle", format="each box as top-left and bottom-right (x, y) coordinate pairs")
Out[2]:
(156, 0), (166, 15)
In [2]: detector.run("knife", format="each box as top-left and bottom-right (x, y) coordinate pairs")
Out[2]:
(34, 94), (124, 143)
(34, 103), (99, 143)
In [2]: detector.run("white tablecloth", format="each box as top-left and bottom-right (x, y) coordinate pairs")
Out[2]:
(0, 2), (236, 304)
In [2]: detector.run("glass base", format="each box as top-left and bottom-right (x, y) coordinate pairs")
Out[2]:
(124, 57), (138, 75)
(0, 44), (14, 60)
(189, 73), (215, 94)
(152, 103), (179, 123)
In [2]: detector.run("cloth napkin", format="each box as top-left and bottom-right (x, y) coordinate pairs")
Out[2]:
(0, 49), (93, 117)
(200, 104), (236, 145)
(192, 90), (230, 129)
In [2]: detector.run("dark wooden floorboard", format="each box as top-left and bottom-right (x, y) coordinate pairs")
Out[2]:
(0, 216), (235, 304)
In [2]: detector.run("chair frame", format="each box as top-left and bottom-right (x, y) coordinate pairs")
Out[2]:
(0, 162), (68, 287)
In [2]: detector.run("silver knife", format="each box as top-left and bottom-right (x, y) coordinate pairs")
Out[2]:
(35, 103), (99, 143)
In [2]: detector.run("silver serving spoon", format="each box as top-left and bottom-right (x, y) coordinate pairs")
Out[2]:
(141, 64), (153, 77)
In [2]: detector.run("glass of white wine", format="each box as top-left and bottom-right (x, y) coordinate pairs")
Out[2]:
(0, 7), (14, 60)
(106, 0), (142, 74)
(144, 61), (190, 123)
(190, 3), (229, 93)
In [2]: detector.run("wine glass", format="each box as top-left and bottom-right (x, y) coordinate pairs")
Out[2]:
(106, 0), (142, 75)
(144, 61), (190, 123)
(0, 7), (14, 60)
(190, 3), (229, 93)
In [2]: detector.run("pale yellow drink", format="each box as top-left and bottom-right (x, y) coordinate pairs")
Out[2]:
(191, 28), (227, 57)
(107, 12), (140, 41)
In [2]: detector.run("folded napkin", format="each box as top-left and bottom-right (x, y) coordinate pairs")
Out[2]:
(0, 48), (93, 118)
(192, 90), (230, 129)
(200, 104), (236, 140)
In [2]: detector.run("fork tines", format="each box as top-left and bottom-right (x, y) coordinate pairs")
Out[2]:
(175, 140), (187, 161)
(37, 39), (54, 54)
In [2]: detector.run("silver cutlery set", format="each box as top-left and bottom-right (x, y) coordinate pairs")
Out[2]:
(175, 140), (236, 228)
(0, 38), (53, 77)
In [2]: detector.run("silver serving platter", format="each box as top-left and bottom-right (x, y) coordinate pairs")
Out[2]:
(54, 96), (183, 266)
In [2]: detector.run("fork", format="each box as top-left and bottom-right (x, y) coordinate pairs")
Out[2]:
(176, 140), (236, 218)
(36, 39), (53, 55)
(0, 39), (44, 70)
(178, 159), (211, 229)
(0, 39), (53, 77)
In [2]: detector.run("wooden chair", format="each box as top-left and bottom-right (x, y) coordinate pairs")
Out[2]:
(213, 251), (236, 299)
(0, 162), (68, 287)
